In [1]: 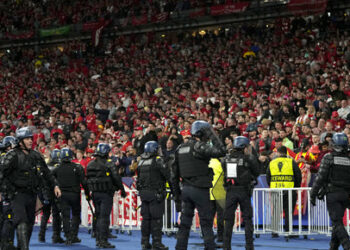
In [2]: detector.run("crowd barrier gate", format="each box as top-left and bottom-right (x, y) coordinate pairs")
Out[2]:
(35, 187), (350, 238)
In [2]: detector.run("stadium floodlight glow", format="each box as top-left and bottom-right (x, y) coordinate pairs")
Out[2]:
(327, 12), (331, 17)
(161, 34), (166, 38)
(199, 30), (206, 36)
(6, 50), (10, 53)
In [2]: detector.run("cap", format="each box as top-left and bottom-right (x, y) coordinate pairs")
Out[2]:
(332, 111), (339, 118)
(307, 88), (314, 93)
(134, 127), (143, 131)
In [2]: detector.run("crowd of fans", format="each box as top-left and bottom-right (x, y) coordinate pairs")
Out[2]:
(0, 0), (244, 34)
(0, 12), (349, 184)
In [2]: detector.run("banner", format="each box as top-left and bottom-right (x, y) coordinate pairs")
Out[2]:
(132, 14), (148, 26)
(39, 25), (71, 37)
(151, 13), (168, 23)
(6, 31), (34, 40)
(189, 8), (206, 18)
(288, 0), (328, 16)
(210, 2), (250, 16)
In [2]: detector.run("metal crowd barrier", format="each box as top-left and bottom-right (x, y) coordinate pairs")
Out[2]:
(35, 187), (350, 238)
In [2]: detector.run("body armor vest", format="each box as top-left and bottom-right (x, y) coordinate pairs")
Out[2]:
(11, 149), (39, 191)
(138, 157), (164, 191)
(86, 159), (114, 192)
(178, 141), (209, 179)
(55, 162), (81, 192)
(330, 153), (350, 189)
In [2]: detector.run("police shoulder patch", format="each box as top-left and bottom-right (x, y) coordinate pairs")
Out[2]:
(179, 146), (190, 154)
(334, 156), (350, 166)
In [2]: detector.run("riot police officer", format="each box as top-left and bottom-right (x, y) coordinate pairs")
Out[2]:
(174, 120), (226, 250)
(52, 148), (89, 245)
(86, 143), (126, 249)
(311, 133), (350, 250)
(0, 127), (61, 250)
(137, 141), (174, 250)
(0, 136), (17, 250)
(221, 136), (259, 250)
(38, 149), (64, 244)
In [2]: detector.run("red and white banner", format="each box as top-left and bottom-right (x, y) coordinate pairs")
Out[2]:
(210, 2), (250, 16)
(189, 8), (206, 18)
(6, 31), (34, 40)
(92, 20), (110, 47)
(151, 13), (169, 23)
(132, 14), (148, 26)
(288, 0), (328, 16)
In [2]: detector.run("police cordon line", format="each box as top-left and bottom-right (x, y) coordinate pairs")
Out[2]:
(0, 122), (349, 250)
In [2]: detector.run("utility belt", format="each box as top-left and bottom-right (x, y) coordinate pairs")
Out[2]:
(88, 177), (114, 192)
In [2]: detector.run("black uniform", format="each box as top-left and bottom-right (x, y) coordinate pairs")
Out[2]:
(137, 153), (173, 249)
(0, 148), (56, 250)
(52, 161), (89, 244)
(221, 150), (259, 250)
(0, 152), (16, 250)
(86, 156), (125, 248)
(174, 137), (226, 250)
(311, 152), (350, 250)
(38, 161), (63, 243)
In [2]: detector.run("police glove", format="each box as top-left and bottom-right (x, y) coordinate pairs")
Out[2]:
(310, 195), (316, 206)
(121, 189), (127, 198)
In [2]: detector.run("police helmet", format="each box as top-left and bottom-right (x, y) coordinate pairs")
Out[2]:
(2, 136), (17, 149)
(51, 149), (61, 162)
(233, 136), (250, 149)
(144, 141), (158, 154)
(332, 132), (348, 152)
(95, 143), (111, 157)
(60, 148), (73, 161)
(16, 127), (33, 141)
(191, 120), (210, 138)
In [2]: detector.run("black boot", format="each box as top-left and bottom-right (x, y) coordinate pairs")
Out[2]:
(70, 216), (81, 243)
(52, 234), (65, 244)
(38, 230), (45, 243)
(246, 244), (254, 250)
(17, 223), (29, 250)
(151, 219), (168, 250)
(142, 236), (152, 250)
(98, 239), (115, 248)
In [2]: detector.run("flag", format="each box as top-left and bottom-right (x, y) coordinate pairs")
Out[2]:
(92, 20), (110, 47)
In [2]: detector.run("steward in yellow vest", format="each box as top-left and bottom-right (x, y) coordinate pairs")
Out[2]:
(266, 146), (301, 234)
